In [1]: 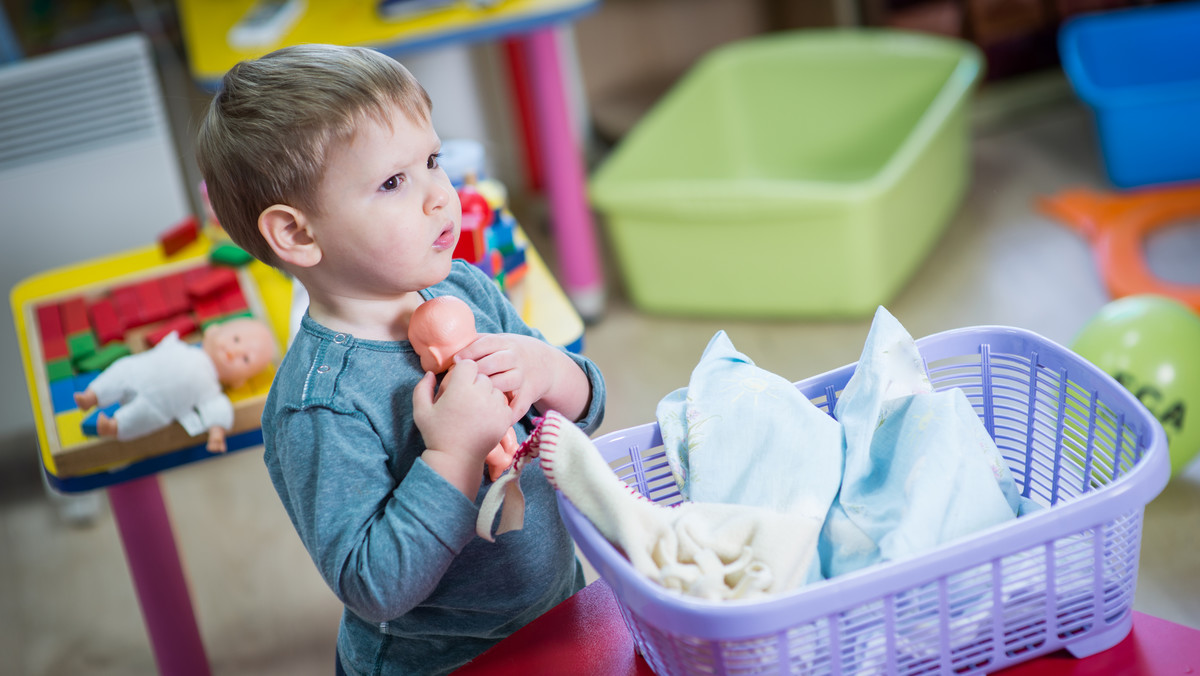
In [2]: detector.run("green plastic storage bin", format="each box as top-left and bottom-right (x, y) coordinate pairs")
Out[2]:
(589, 30), (982, 318)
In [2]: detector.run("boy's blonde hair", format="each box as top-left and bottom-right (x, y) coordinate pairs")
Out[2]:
(196, 44), (432, 268)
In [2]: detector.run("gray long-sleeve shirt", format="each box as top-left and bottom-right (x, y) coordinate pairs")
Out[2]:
(262, 261), (605, 675)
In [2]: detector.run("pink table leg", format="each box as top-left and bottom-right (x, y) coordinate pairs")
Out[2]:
(108, 475), (212, 676)
(521, 27), (606, 321)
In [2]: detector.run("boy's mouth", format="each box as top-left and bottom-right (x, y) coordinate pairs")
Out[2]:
(433, 224), (457, 251)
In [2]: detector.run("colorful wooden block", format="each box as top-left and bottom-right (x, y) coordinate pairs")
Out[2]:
(473, 251), (494, 277)
(488, 211), (518, 253)
(489, 250), (503, 282)
(88, 298), (125, 345)
(74, 371), (99, 392)
(46, 357), (74, 382)
(81, 403), (121, 437)
(135, 280), (172, 324)
(159, 215), (199, 257)
(110, 286), (144, 329)
(217, 285), (248, 314)
(60, 297), (89, 335)
(160, 272), (190, 317)
(146, 315), (199, 347)
(76, 342), (132, 373)
(453, 213), (487, 264)
(67, 331), (98, 362)
(502, 248), (527, 274)
(50, 378), (78, 413)
(192, 295), (225, 323)
(504, 262), (529, 289)
(36, 303), (64, 343)
(43, 336), (69, 361)
(186, 267), (238, 299)
(210, 242), (254, 267)
(55, 410), (87, 449)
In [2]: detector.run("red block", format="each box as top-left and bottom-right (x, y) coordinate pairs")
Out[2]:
(186, 267), (238, 300)
(60, 297), (89, 335)
(88, 298), (125, 345)
(193, 296), (225, 323)
(135, 280), (172, 324)
(43, 337), (69, 361)
(453, 213), (487, 263)
(160, 272), (190, 317)
(158, 215), (199, 257)
(146, 315), (199, 347)
(36, 304), (64, 343)
(110, 286), (146, 329)
(218, 285), (248, 314)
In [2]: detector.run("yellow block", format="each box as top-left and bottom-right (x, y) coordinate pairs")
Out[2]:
(55, 410), (88, 450)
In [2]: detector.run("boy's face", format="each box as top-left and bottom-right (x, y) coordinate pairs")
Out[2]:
(305, 104), (461, 300)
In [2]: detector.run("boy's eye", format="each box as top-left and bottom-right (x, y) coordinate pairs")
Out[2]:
(427, 152), (441, 170)
(381, 174), (403, 191)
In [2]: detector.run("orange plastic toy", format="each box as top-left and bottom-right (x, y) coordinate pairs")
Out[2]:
(1039, 184), (1200, 313)
(409, 296), (519, 481)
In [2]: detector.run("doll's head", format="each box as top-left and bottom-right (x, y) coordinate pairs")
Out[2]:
(409, 296), (477, 372)
(202, 317), (278, 388)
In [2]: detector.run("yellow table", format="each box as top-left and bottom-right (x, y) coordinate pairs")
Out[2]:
(10, 231), (290, 676)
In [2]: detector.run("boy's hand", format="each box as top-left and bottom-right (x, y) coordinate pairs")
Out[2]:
(414, 359), (512, 495)
(453, 334), (561, 424)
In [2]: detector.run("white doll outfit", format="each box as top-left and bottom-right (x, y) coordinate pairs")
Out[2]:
(87, 332), (234, 440)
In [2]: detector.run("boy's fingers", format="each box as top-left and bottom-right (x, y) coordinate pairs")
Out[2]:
(412, 371), (436, 410)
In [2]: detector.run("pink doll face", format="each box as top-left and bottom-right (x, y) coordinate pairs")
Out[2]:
(409, 296), (477, 372)
(202, 318), (278, 387)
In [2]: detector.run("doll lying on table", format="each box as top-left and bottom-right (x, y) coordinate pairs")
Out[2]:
(73, 317), (277, 452)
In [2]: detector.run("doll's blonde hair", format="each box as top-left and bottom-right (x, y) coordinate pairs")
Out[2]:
(196, 44), (432, 268)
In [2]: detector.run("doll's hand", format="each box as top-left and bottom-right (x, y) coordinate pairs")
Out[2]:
(207, 426), (228, 453)
(414, 359), (512, 493)
(454, 334), (561, 424)
(74, 389), (98, 411)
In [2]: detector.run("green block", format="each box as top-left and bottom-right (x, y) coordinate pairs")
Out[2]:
(46, 358), (74, 382)
(76, 342), (132, 373)
(67, 331), (98, 362)
(210, 242), (254, 267)
(201, 310), (253, 330)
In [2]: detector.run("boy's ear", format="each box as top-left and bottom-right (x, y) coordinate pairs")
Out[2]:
(259, 204), (321, 269)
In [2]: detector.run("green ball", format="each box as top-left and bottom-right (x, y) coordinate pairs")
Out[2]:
(1071, 295), (1200, 476)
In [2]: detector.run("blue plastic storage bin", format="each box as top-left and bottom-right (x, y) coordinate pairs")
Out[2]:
(1060, 2), (1200, 188)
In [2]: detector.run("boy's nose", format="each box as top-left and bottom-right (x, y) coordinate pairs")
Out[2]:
(426, 183), (450, 213)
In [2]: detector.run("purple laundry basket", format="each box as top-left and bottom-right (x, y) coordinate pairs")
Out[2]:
(557, 326), (1169, 675)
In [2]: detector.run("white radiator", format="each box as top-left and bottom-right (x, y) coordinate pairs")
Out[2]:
(0, 32), (190, 446)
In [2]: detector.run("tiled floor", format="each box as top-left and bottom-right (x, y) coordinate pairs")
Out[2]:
(2, 61), (1199, 676)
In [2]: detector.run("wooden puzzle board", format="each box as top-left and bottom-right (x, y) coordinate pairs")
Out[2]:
(12, 234), (292, 479)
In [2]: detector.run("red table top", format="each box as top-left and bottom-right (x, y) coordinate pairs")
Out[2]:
(455, 579), (1200, 675)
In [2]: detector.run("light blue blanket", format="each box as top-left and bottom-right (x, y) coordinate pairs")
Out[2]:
(658, 307), (1036, 584)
